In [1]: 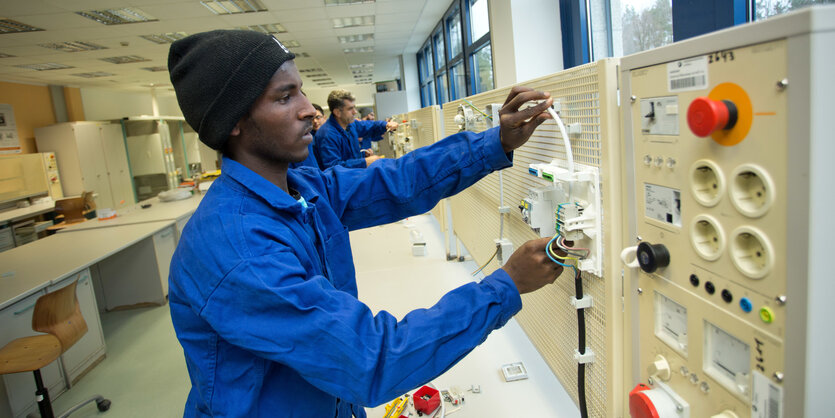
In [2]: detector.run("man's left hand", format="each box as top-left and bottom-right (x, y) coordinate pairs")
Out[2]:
(386, 121), (399, 131)
(498, 87), (553, 153)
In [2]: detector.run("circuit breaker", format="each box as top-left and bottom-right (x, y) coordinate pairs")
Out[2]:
(620, 7), (835, 418)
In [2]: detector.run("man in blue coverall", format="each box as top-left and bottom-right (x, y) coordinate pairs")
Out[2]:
(314, 89), (398, 169)
(167, 30), (562, 417)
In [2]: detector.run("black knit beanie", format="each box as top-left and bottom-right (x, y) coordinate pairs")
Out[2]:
(168, 30), (295, 150)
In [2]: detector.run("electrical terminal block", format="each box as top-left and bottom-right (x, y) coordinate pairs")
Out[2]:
(557, 203), (585, 241)
(574, 348), (596, 364)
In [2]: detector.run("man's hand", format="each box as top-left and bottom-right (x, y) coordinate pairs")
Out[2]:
(501, 237), (566, 294)
(386, 121), (399, 131)
(361, 148), (375, 157)
(364, 155), (383, 166)
(498, 87), (553, 153)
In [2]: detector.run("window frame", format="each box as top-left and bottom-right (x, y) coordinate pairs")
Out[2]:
(417, 0), (495, 106)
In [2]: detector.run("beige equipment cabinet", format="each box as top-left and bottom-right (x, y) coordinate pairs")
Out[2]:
(34, 122), (134, 210)
(442, 58), (623, 417)
(619, 6), (835, 418)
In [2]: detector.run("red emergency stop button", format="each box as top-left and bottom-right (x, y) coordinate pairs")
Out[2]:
(687, 97), (738, 137)
(629, 384), (660, 418)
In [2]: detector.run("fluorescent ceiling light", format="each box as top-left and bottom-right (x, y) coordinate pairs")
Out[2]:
(237, 23), (286, 34)
(311, 78), (331, 82)
(324, 0), (375, 5)
(142, 66), (169, 72)
(140, 33), (188, 44)
(332, 15), (374, 28)
(338, 34), (374, 44)
(350, 63), (374, 69)
(15, 63), (74, 71)
(76, 8), (158, 25)
(100, 55), (151, 64)
(72, 72), (114, 78)
(0, 19), (44, 33)
(201, 0), (267, 15)
(39, 41), (107, 52)
(280, 40), (301, 48)
(344, 47), (374, 54)
(0, 52), (16, 58)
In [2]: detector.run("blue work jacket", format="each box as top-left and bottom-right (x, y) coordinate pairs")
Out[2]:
(168, 127), (523, 417)
(358, 132), (383, 151)
(314, 115), (387, 169)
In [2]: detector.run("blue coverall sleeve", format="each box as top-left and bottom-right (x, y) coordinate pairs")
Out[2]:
(316, 127), (367, 169)
(323, 127), (511, 230)
(352, 120), (388, 139)
(200, 248), (522, 407)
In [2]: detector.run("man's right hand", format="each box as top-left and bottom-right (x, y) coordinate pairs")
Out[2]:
(364, 155), (383, 166)
(501, 237), (566, 294)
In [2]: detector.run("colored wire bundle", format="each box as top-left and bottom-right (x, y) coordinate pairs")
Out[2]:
(471, 247), (498, 276)
(463, 99), (493, 120)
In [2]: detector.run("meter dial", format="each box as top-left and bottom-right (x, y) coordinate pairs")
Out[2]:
(654, 292), (688, 355)
(704, 322), (751, 398)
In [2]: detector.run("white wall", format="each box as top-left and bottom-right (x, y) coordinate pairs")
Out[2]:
(401, 54), (421, 111)
(81, 87), (155, 121)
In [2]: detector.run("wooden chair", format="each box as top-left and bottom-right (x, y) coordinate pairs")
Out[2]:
(0, 281), (111, 418)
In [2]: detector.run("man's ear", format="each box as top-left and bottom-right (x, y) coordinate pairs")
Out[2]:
(230, 120), (242, 137)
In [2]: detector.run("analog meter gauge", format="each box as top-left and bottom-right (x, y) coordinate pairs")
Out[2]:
(654, 292), (688, 355)
(704, 322), (751, 399)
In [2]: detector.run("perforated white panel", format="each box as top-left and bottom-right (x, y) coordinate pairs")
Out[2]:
(442, 59), (623, 417)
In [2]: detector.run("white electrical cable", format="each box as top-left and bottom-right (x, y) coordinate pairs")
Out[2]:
(498, 171), (505, 240)
(547, 107), (574, 176)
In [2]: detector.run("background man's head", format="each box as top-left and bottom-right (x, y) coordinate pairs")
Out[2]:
(312, 103), (325, 131)
(327, 89), (357, 128)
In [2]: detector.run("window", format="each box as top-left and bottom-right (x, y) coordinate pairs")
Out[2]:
(447, 7), (463, 59)
(755, 0), (834, 20)
(469, 0), (489, 42)
(417, 0), (494, 106)
(471, 44), (493, 94)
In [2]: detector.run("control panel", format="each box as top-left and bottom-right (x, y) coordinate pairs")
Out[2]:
(616, 14), (826, 418)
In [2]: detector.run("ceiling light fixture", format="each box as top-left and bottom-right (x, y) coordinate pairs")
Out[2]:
(237, 23), (286, 34)
(76, 8), (158, 25)
(15, 63), (74, 71)
(142, 66), (169, 72)
(100, 55), (151, 64)
(0, 19), (44, 33)
(324, 0), (375, 6)
(72, 72), (115, 78)
(332, 15), (375, 28)
(140, 32), (188, 44)
(201, 0), (267, 15)
(338, 34), (374, 44)
(344, 47), (374, 54)
(39, 41), (108, 52)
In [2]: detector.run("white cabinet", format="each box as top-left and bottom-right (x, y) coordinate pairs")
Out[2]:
(0, 291), (66, 418)
(34, 122), (135, 210)
(152, 225), (177, 296)
(47, 269), (106, 384)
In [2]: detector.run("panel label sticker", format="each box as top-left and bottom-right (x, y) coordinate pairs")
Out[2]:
(667, 56), (708, 92)
(644, 183), (681, 226)
(752, 371), (783, 418)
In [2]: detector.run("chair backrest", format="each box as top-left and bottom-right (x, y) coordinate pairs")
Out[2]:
(31, 280), (88, 353)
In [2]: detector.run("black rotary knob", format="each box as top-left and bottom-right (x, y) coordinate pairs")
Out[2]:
(637, 242), (670, 273)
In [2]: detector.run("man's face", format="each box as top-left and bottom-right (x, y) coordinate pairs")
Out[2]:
(313, 110), (325, 130)
(233, 61), (315, 164)
(334, 99), (357, 127)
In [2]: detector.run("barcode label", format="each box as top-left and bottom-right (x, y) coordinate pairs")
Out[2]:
(667, 56), (708, 92)
(670, 75), (706, 90)
(752, 371), (783, 418)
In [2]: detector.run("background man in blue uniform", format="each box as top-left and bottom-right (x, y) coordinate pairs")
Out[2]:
(314, 89), (398, 169)
(168, 30), (562, 418)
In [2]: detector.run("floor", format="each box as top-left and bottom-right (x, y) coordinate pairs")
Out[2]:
(47, 214), (575, 417)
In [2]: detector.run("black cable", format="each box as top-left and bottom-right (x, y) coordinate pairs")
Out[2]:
(575, 267), (588, 418)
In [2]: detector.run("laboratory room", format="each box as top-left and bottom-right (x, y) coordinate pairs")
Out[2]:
(0, 0), (833, 417)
